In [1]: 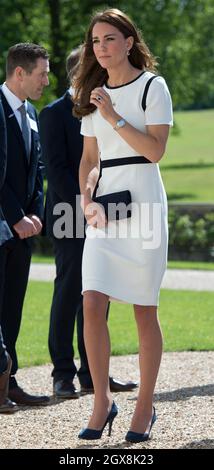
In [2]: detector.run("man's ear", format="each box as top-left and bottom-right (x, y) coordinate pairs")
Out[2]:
(15, 66), (25, 82)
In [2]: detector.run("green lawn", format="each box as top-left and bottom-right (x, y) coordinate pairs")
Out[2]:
(16, 281), (214, 368)
(31, 255), (214, 271)
(167, 260), (214, 271)
(32, 255), (54, 264)
(161, 109), (214, 202)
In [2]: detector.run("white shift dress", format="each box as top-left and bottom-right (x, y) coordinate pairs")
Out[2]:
(81, 71), (173, 305)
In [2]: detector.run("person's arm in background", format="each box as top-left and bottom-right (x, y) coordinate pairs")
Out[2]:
(39, 105), (80, 204)
(0, 99), (7, 192)
(0, 98), (13, 243)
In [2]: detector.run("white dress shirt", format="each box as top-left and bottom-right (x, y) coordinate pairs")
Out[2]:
(1, 82), (31, 149)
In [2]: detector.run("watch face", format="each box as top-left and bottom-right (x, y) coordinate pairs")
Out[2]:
(113, 118), (126, 131)
(118, 119), (125, 128)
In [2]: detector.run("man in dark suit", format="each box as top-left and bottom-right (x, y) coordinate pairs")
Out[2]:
(0, 43), (50, 406)
(39, 48), (138, 397)
(0, 98), (18, 413)
(0, 98), (13, 248)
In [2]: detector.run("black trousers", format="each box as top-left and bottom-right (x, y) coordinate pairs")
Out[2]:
(0, 327), (7, 374)
(48, 237), (90, 383)
(0, 238), (31, 383)
(0, 247), (7, 374)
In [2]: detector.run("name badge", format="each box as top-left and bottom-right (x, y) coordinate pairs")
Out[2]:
(29, 118), (38, 132)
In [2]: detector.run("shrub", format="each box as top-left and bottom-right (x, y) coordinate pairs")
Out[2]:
(168, 210), (214, 260)
(32, 209), (214, 261)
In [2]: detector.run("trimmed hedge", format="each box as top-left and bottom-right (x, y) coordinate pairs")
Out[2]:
(168, 210), (214, 261)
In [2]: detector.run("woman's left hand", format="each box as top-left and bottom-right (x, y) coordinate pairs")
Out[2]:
(90, 87), (117, 122)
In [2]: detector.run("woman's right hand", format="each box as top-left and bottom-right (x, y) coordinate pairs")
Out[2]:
(81, 195), (107, 228)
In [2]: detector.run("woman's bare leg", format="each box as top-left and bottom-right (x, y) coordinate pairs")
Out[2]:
(83, 290), (112, 429)
(130, 305), (163, 433)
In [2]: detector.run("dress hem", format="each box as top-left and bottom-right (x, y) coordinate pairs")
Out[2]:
(82, 280), (159, 306)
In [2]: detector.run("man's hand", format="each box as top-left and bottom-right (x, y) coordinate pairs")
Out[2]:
(13, 216), (37, 239)
(27, 214), (43, 235)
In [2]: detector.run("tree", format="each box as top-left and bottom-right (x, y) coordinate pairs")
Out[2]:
(0, 0), (213, 109)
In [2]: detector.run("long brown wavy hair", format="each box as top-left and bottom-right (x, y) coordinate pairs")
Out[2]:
(73, 8), (158, 118)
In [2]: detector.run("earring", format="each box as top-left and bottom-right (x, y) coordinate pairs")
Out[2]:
(127, 50), (130, 56)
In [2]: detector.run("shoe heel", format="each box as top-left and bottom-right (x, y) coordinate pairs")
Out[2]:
(108, 403), (118, 436)
(78, 401), (118, 440)
(108, 418), (113, 436)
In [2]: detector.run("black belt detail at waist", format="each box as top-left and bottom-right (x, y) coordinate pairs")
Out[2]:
(101, 156), (152, 168)
(93, 156), (151, 199)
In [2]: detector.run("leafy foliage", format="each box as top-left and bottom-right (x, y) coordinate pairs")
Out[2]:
(0, 0), (213, 107)
(168, 209), (214, 260)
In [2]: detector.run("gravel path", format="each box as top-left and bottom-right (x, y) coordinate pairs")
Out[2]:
(0, 352), (213, 449)
(29, 264), (214, 291)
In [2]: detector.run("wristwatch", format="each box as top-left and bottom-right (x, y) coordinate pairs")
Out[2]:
(113, 118), (126, 131)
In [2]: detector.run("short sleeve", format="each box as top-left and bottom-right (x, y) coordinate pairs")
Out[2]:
(145, 77), (173, 126)
(80, 113), (95, 136)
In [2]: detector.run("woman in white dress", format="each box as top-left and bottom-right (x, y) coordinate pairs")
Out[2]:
(73, 8), (173, 442)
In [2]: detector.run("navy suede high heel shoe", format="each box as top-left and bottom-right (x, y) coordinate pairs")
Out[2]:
(78, 401), (118, 440)
(125, 407), (157, 443)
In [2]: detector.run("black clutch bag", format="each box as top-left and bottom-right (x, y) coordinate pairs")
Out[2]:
(93, 190), (132, 221)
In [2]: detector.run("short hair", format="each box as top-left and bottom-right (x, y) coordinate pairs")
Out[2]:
(66, 46), (82, 83)
(6, 43), (49, 77)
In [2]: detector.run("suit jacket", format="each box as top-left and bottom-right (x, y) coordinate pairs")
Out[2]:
(0, 98), (7, 191)
(0, 97), (13, 246)
(0, 87), (44, 232)
(39, 91), (83, 238)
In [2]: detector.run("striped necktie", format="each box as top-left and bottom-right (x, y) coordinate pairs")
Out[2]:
(18, 104), (30, 160)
